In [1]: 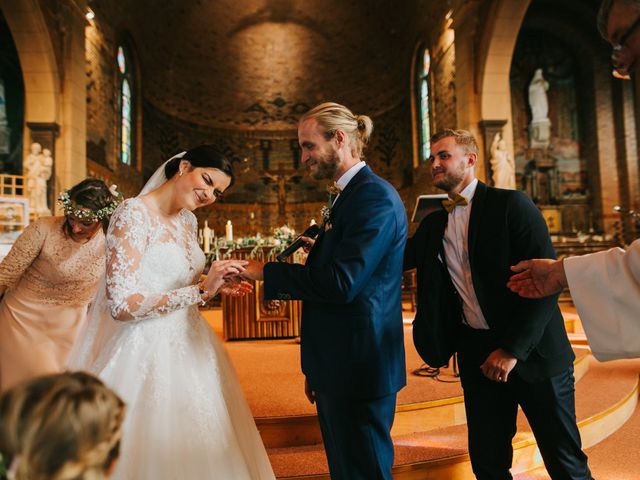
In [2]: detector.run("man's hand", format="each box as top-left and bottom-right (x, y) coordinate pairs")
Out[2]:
(241, 260), (265, 281)
(507, 259), (568, 298)
(480, 348), (518, 383)
(304, 378), (316, 404)
(300, 235), (317, 253)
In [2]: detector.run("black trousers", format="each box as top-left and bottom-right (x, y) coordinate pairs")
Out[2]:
(457, 326), (591, 480)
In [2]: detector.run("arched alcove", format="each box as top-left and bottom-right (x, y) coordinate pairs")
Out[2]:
(0, 0), (59, 125)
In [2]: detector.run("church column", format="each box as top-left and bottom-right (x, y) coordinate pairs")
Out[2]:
(592, 69), (622, 236)
(451, 2), (484, 180)
(56, 1), (88, 194)
(614, 80), (639, 242)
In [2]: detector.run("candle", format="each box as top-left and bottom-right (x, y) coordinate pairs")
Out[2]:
(203, 220), (211, 253)
(226, 220), (233, 242)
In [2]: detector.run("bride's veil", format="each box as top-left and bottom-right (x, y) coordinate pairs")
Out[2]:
(67, 152), (186, 369)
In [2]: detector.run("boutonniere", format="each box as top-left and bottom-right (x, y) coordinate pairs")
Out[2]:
(320, 205), (332, 230)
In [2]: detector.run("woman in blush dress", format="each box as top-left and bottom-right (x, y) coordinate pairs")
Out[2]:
(0, 179), (121, 391)
(68, 146), (275, 479)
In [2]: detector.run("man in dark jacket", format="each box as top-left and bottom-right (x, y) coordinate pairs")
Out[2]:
(404, 129), (591, 480)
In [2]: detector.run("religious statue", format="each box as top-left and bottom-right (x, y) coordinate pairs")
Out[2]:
(261, 166), (301, 225)
(490, 132), (515, 190)
(528, 68), (551, 149)
(23, 142), (53, 217)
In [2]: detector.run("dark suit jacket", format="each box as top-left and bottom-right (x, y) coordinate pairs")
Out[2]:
(264, 166), (408, 398)
(404, 182), (574, 382)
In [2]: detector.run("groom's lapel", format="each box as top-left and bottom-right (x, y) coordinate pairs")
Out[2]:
(330, 166), (371, 217)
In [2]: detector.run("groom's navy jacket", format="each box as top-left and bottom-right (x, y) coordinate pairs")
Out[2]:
(263, 166), (408, 398)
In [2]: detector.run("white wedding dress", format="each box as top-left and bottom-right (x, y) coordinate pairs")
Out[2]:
(68, 197), (275, 479)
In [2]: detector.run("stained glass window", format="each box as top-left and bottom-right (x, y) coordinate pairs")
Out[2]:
(418, 48), (432, 161)
(117, 45), (134, 166)
(117, 46), (126, 74)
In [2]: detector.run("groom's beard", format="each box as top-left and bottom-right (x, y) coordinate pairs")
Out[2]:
(311, 149), (340, 181)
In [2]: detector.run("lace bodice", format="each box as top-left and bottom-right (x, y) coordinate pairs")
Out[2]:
(106, 198), (204, 321)
(0, 216), (105, 305)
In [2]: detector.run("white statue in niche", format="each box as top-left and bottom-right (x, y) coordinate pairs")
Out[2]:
(23, 142), (52, 217)
(528, 68), (552, 149)
(490, 132), (515, 190)
(528, 68), (549, 122)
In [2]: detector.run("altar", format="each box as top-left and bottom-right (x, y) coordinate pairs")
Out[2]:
(217, 245), (303, 341)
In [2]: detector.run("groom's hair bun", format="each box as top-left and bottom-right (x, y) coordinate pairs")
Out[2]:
(165, 145), (234, 188)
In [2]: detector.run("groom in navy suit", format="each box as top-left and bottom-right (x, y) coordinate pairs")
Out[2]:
(243, 102), (408, 479)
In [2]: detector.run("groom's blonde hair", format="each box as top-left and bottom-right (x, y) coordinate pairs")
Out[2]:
(300, 102), (374, 158)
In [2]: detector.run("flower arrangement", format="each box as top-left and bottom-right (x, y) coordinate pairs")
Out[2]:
(273, 224), (296, 245)
(203, 225), (300, 262)
(58, 185), (123, 221)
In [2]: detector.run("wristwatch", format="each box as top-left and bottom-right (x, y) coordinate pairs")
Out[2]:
(198, 285), (210, 306)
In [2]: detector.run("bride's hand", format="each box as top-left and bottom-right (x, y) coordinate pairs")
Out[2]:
(201, 260), (248, 296)
(218, 278), (253, 297)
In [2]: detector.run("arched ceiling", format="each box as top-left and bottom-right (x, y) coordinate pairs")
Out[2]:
(118, 0), (439, 132)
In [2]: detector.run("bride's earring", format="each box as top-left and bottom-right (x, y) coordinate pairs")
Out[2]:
(179, 170), (183, 177)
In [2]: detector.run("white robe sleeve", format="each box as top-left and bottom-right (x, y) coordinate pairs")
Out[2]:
(564, 239), (640, 361)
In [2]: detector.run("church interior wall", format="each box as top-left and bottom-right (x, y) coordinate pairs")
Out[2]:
(0, 0), (638, 243)
(507, 0), (639, 240)
(399, 4), (458, 233)
(84, 0), (143, 198)
(124, 0), (426, 236)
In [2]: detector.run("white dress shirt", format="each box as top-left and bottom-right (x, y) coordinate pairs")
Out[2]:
(333, 161), (366, 205)
(442, 178), (490, 330)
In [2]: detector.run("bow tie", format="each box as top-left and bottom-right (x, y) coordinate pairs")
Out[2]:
(442, 193), (468, 213)
(327, 182), (342, 196)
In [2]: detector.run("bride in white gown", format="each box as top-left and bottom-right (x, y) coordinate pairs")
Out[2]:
(68, 146), (275, 479)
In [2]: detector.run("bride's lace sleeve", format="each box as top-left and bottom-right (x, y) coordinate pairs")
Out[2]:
(0, 218), (47, 289)
(106, 200), (202, 321)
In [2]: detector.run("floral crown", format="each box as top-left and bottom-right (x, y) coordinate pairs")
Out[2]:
(58, 185), (123, 221)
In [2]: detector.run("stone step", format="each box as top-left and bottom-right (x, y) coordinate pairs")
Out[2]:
(267, 358), (640, 479)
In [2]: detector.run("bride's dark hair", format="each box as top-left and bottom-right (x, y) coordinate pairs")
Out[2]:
(164, 145), (234, 187)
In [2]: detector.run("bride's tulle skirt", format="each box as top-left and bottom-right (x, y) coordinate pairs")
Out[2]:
(84, 306), (275, 480)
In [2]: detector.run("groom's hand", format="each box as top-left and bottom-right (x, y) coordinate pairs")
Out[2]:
(304, 378), (316, 404)
(241, 260), (265, 281)
(300, 235), (316, 253)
